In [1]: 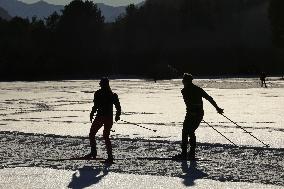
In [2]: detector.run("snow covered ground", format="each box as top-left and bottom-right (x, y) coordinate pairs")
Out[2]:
(0, 167), (283, 189)
(0, 77), (283, 188)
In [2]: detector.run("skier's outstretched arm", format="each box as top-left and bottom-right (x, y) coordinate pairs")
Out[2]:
(202, 90), (224, 114)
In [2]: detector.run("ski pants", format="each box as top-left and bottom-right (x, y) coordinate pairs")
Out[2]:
(182, 112), (204, 155)
(89, 116), (113, 157)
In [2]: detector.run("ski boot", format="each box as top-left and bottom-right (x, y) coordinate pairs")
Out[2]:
(84, 147), (97, 159)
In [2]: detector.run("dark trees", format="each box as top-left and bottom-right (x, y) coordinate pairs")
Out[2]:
(269, 0), (284, 48)
(0, 0), (107, 80)
(0, 17), (48, 80)
(0, 0), (280, 80)
(54, 0), (105, 76)
(269, 0), (284, 73)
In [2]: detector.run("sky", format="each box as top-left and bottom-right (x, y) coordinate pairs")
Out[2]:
(19, 0), (144, 6)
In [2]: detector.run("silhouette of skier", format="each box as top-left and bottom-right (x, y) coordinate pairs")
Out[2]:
(260, 72), (267, 88)
(86, 77), (121, 163)
(173, 73), (223, 160)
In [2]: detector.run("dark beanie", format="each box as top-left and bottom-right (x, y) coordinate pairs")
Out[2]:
(183, 73), (193, 82)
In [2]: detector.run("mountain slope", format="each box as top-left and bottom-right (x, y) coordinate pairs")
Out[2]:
(96, 3), (125, 22)
(0, 0), (126, 22)
(0, 6), (11, 20)
(0, 0), (62, 19)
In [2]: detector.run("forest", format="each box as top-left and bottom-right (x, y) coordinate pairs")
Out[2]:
(0, 0), (283, 80)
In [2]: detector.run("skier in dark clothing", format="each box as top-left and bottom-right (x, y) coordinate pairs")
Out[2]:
(86, 77), (121, 163)
(260, 72), (267, 88)
(173, 73), (223, 160)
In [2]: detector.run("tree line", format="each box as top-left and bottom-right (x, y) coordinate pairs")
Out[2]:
(0, 0), (283, 80)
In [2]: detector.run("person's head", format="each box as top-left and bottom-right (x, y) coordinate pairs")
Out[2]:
(182, 73), (193, 86)
(99, 77), (110, 89)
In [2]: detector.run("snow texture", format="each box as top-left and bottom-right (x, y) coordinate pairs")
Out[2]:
(0, 77), (283, 188)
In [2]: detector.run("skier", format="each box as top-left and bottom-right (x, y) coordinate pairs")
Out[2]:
(260, 72), (267, 88)
(86, 77), (121, 163)
(173, 73), (224, 160)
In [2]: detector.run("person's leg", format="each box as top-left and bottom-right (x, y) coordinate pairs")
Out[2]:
(188, 132), (196, 159)
(173, 116), (190, 159)
(172, 116), (189, 160)
(88, 117), (103, 158)
(188, 113), (203, 159)
(103, 117), (113, 160)
(181, 128), (189, 156)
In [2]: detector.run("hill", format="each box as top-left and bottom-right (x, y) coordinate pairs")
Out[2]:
(0, 0), (126, 22)
(0, 0), (62, 19)
(0, 6), (11, 20)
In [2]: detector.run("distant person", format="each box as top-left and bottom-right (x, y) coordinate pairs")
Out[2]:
(154, 77), (157, 83)
(86, 77), (121, 163)
(260, 72), (267, 88)
(173, 73), (224, 160)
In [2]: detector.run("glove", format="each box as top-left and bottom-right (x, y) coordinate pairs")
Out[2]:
(216, 107), (224, 114)
(115, 115), (120, 122)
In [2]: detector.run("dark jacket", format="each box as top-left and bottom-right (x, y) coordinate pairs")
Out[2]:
(182, 84), (213, 114)
(91, 88), (121, 117)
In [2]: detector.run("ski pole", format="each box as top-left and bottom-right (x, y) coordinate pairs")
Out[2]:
(220, 114), (269, 148)
(120, 120), (157, 132)
(202, 120), (238, 147)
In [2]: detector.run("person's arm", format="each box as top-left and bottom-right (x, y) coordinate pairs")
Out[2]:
(201, 89), (224, 114)
(90, 92), (98, 122)
(113, 93), (121, 121)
